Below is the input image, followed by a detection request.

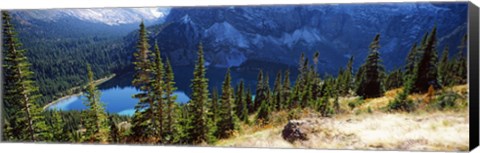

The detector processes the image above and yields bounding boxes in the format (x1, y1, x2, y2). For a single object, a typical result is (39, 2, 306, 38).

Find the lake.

(46, 65, 297, 116)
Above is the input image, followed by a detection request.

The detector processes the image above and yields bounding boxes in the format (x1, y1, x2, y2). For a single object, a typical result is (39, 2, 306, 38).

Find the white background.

(0, 0, 479, 153)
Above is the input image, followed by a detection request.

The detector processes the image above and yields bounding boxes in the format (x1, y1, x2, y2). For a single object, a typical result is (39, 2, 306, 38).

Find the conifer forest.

(0, 3, 471, 151)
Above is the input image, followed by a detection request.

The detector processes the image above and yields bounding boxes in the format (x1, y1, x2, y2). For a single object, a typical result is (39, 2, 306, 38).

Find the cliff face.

(138, 2, 467, 74)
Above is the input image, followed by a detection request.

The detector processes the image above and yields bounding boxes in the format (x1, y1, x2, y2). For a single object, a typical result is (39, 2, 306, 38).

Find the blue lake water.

(46, 65, 296, 116)
(47, 86, 190, 116)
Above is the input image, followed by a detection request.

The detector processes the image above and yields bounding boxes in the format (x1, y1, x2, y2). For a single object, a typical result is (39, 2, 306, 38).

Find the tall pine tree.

(164, 58, 178, 142)
(152, 42, 165, 143)
(438, 45, 450, 86)
(273, 71, 283, 111)
(187, 42, 215, 144)
(130, 21, 155, 142)
(216, 68, 238, 139)
(83, 64, 110, 143)
(356, 34, 385, 98)
(414, 26, 440, 93)
(2, 11, 48, 142)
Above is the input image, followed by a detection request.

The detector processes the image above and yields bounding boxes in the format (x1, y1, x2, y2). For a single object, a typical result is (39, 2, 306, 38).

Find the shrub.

(348, 97, 365, 110)
(287, 108, 302, 120)
(431, 91, 459, 110)
(387, 90, 416, 112)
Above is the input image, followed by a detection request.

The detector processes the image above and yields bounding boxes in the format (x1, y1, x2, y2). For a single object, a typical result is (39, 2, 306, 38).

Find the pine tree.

(298, 52, 306, 73)
(2, 11, 48, 142)
(2, 118, 13, 141)
(254, 70, 265, 111)
(216, 68, 238, 139)
(234, 80, 245, 118)
(438, 45, 450, 86)
(151, 42, 165, 143)
(387, 66, 416, 112)
(273, 71, 283, 111)
(282, 70, 291, 109)
(454, 34, 467, 85)
(255, 99, 271, 126)
(164, 58, 178, 143)
(356, 34, 385, 98)
(83, 64, 110, 143)
(187, 42, 215, 144)
(263, 73, 272, 108)
(313, 51, 320, 72)
(210, 87, 219, 124)
(108, 116, 119, 143)
(240, 95, 250, 123)
(174, 104, 191, 144)
(414, 26, 440, 93)
(48, 110, 65, 142)
(130, 21, 155, 142)
(385, 69, 404, 90)
(341, 56, 354, 96)
(405, 43, 418, 77)
(246, 89, 255, 114)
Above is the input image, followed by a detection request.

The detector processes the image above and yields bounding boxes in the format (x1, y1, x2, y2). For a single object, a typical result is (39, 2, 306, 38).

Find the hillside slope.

(215, 85, 469, 151)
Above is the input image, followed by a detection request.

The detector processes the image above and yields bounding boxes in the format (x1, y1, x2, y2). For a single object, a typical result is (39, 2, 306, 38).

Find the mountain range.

(9, 2, 468, 79)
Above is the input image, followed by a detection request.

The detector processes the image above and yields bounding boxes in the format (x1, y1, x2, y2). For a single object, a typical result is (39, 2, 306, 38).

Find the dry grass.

(215, 85, 469, 151)
(216, 111, 468, 151)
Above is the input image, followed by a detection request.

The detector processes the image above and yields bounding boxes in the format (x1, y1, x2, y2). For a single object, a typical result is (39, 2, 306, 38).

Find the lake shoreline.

(42, 74, 116, 111)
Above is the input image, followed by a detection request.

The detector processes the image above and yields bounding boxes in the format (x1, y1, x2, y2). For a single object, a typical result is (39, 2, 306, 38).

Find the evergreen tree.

(356, 34, 385, 98)
(282, 70, 291, 109)
(164, 58, 178, 142)
(240, 95, 250, 124)
(273, 71, 283, 111)
(387, 67, 417, 112)
(151, 42, 165, 142)
(341, 56, 354, 96)
(255, 99, 271, 126)
(216, 68, 238, 139)
(48, 110, 65, 142)
(313, 51, 320, 72)
(298, 52, 306, 73)
(187, 42, 215, 144)
(108, 116, 119, 143)
(2, 11, 48, 142)
(174, 104, 191, 144)
(454, 34, 467, 85)
(210, 87, 219, 124)
(414, 26, 440, 93)
(83, 64, 109, 143)
(438, 45, 450, 86)
(234, 80, 245, 118)
(130, 21, 155, 142)
(254, 70, 265, 111)
(385, 69, 404, 90)
(263, 73, 272, 108)
(405, 43, 418, 77)
(246, 89, 255, 114)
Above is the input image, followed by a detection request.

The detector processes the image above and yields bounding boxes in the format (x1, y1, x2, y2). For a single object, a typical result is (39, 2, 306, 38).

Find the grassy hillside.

(215, 84, 469, 151)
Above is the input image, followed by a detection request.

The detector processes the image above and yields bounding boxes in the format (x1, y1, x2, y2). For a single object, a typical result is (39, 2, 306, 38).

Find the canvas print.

(1, 2, 470, 151)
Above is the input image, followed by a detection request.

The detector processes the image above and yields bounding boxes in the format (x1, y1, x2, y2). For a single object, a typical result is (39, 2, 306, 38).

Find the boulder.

(282, 120, 312, 142)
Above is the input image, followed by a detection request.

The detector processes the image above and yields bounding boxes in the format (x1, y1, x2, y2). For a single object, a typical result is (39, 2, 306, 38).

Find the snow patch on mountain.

(205, 22, 249, 48)
(181, 14, 192, 23)
(14, 8, 170, 26)
(281, 27, 323, 48)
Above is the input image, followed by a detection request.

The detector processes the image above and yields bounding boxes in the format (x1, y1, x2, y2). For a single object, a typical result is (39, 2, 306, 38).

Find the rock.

(282, 120, 311, 142)
(118, 121, 132, 131)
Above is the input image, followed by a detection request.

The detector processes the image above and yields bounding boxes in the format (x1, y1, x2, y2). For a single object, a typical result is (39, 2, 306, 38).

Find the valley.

(1, 2, 471, 152)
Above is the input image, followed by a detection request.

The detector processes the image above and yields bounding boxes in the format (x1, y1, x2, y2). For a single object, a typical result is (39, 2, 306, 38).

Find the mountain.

(6, 8, 169, 104)
(10, 8, 170, 38)
(130, 2, 467, 74)
(12, 8, 169, 26)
